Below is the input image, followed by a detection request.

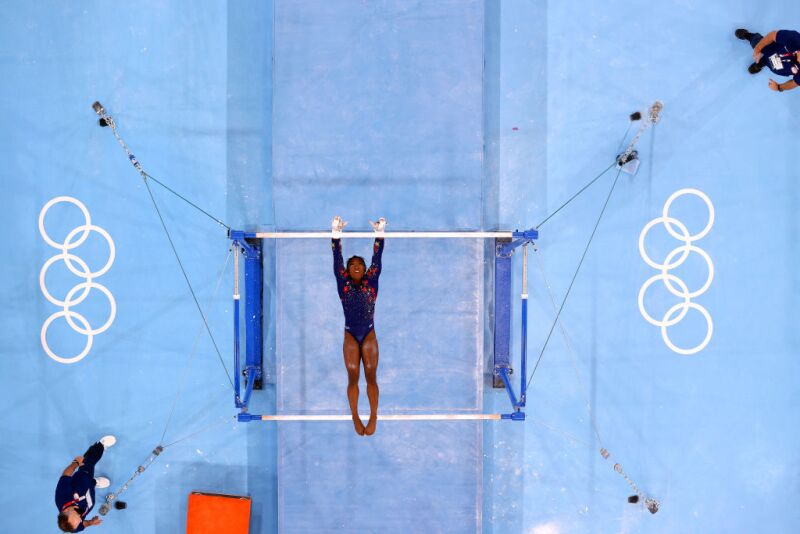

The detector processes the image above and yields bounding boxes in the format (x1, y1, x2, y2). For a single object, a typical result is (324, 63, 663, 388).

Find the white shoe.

(95, 476, 111, 489)
(99, 435, 117, 448)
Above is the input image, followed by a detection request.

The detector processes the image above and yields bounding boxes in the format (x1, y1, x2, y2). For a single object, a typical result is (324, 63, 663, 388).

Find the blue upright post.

(233, 245, 242, 407)
(494, 238, 513, 389)
(519, 243, 528, 407)
(243, 238, 264, 393)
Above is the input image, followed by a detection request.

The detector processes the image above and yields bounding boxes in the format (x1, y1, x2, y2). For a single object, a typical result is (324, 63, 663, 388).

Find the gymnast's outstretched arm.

(368, 217, 386, 279)
(331, 216, 348, 296)
(368, 238, 384, 278)
(331, 238, 346, 296)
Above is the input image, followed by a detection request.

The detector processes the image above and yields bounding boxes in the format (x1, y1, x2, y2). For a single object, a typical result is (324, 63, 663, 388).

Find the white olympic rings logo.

(39, 196, 116, 364)
(638, 188, 714, 355)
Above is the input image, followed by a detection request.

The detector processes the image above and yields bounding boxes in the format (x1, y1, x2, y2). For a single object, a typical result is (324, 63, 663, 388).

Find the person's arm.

(82, 516, 102, 528)
(332, 238, 345, 277)
(331, 216, 348, 296)
(754, 30, 778, 60)
(367, 218, 386, 279)
(332, 239, 347, 298)
(367, 238, 384, 279)
(774, 30, 800, 50)
(769, 79, 799, 92)
(62, 456, 84, 476)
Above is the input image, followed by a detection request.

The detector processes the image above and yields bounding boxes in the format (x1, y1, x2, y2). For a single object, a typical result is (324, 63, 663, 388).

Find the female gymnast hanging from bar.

(331, 215, 386, 436)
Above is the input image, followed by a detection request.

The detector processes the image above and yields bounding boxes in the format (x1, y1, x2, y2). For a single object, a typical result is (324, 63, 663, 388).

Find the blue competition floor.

(1, 1, 799, 533)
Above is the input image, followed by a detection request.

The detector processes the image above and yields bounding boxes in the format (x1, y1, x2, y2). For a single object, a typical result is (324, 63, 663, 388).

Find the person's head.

(57, 506, 81, 532)
(346, 256, 366, 283)
(748, 62, 763, 74)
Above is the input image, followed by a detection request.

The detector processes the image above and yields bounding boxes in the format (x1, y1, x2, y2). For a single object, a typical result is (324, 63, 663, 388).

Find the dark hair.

(748, 62, 762, 74)
(346, 256, 366, 269)
(57, 512, 75, 532)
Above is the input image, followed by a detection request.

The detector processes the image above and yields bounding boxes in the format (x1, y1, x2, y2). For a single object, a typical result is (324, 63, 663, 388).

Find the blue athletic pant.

(79, 442, 104, 479)
(748, 33, 764, 49)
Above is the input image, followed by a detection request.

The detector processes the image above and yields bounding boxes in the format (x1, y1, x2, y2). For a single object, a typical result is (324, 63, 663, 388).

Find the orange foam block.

(186, 491, 251, 534)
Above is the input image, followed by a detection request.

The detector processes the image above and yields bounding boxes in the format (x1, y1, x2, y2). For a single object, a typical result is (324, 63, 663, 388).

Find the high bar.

(249, 231, 524, 239)
(241, 413, 503, 421)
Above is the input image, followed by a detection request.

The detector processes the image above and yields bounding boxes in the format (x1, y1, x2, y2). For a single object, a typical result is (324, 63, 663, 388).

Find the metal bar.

(520, 243, 528, 407)
(497, 367, 519, 408)
(254, 231, 515, 239)
(499, 238, 527, 256)
(233, 244, 240, 298)
(241, 368, 256, 408)
(241, 413, 504, 421)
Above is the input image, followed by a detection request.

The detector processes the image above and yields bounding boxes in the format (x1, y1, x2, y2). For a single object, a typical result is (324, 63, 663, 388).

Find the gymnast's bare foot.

(352, 415, 366, 435)
(364, 414, 377, 435)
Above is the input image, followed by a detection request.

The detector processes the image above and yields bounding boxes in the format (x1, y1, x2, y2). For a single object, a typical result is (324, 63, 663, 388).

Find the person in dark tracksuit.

(736, 28, 800, 92)
(331, 216, 386, 436)
(55, 436, 117, 532)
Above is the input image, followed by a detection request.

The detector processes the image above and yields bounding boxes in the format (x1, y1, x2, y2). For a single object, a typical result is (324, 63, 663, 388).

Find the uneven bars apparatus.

(91, 98, 662, 512)
(228, 228, 538, 422)
(92, 96, 660, 425)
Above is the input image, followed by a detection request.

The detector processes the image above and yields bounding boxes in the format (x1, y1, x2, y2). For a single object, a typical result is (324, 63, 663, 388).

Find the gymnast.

(331, 216, 385, 435)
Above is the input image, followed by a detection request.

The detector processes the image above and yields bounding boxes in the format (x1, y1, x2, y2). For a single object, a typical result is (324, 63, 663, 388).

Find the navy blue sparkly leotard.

(332, 238, 384, 344)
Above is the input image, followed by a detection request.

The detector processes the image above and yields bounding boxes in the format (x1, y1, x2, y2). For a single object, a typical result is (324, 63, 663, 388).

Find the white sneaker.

(99, 435, 117, 448)
(95, 476, 111, 489)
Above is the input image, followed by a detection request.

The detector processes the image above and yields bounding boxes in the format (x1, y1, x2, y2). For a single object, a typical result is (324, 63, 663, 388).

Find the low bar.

(238, 413, 503, 422)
